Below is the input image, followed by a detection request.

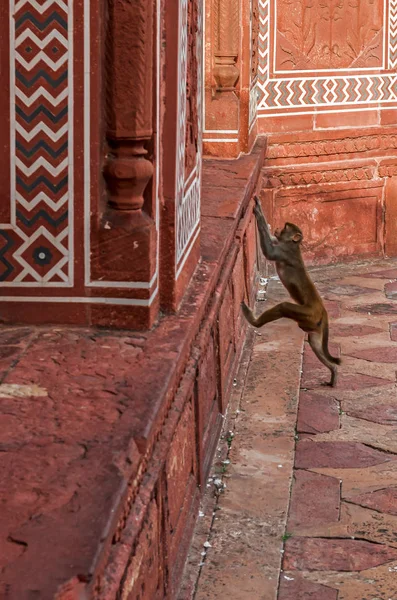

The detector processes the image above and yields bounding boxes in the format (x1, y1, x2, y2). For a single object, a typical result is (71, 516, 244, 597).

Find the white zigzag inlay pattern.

(1, 0, 72, 287)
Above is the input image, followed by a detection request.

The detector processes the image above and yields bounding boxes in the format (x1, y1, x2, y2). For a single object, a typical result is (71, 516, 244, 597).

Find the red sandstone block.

(336, 373, 395, 390)
(381, 109, 397, 126)
(197, 336, 219, 443)
(284, 537, 397, 571)
(218, 283, 236, 411)
(315, 109, 379, 130)
(347, 346, 397, 363)
(279, 574, 338, 599)
(295, 440, 397, 469)
(347, 401, 397, 425)
(391, 323, 397, 341)
(385, 176, 397, 256)
(348, 488, 397, 516)
(360, 268, 397, 279)
(232, 250, 246, 345)
(118, 500, 163, 600)
(332, 323, 383, 337)
(288, 470, 340, 530)
(354, 303, 397, 315)
(166, 401, 197, 532)
(297, 392, 339, 434)
(258, 114, 314, 135)
(385, 281, 397, 299)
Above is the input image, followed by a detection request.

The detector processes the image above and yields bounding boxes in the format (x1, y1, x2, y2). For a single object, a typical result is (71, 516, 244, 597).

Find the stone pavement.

(184, 258, 397, 600)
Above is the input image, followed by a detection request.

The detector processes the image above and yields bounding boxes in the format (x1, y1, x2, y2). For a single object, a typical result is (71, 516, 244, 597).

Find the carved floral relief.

(276, 0, 384, 70)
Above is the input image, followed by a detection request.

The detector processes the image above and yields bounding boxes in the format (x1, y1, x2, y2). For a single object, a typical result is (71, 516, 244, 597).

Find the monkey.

(241, 195, 341, 387)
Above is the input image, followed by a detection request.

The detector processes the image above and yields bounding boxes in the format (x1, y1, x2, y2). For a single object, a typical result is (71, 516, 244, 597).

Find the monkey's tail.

(322, 313, 342, 365)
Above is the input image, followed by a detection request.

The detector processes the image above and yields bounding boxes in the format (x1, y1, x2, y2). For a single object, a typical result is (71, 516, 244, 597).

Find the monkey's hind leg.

(308, 331, 338, 387)
(241, 301, 308, 328)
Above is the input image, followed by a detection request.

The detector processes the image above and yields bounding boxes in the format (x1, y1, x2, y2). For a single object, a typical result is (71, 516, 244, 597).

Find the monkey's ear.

(292, 232, 302, 243)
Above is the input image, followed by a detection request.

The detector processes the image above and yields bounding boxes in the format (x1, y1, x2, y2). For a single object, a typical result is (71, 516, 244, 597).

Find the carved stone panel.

(257, 0, 396, 116)
(276, 0, 383, 71)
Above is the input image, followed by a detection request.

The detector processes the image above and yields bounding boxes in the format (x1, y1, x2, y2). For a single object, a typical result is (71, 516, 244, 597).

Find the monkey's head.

(274, 222, 303, 244)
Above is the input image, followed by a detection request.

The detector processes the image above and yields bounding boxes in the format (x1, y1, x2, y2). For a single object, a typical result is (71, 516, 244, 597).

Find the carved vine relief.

(185, 0, 199, 180)
(276, 0, 384, 70)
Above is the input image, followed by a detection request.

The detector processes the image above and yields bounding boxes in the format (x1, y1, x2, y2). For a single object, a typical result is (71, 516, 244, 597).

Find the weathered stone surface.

(349, 487, 397, 516)
(302, 561, 397, 599)
(297, 392, 339, 434)
(284, 537, 397, 571)
(333, 373, 394, 391)
(295, 441, 397, 469)
(278, 574, 338, 600)
(288, 471, 340, 530)
(360, 268, 397, 279)
(347, 346, 397, 363)
(290, 500, 397, 549)
(332, 323, 384, 337)
(354, 303, 397, 315)
(385, 281, 397, 299)
(346, 402, 397, 425)
(391, 322, 397, 341)
(319, 284, 376, 297)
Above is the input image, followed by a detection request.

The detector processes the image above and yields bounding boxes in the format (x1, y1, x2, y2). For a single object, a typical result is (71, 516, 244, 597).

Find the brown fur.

(241, 196, 341, 387)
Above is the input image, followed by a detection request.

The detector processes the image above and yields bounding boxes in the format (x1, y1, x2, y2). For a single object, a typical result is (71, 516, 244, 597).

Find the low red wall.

(260, 127, 397, 265)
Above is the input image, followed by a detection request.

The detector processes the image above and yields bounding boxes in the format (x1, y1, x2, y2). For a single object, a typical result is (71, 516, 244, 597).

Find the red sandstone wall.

(92, 149, 262, 599)
(256, 0, 397, 263)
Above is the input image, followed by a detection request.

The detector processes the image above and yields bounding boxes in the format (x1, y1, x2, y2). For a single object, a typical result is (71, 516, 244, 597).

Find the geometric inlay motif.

(176, 0, 203, 267)
(1, 0, 71, 285)
(390, 0, 397, 69)
(258, 0, 397, 114)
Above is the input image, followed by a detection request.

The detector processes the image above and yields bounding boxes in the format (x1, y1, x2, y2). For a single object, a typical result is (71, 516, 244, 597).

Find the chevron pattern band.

(258, 0, 396, 114)
(0, 0, 71, 285)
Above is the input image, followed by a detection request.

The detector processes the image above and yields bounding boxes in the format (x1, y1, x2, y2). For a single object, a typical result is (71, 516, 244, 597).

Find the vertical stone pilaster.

(203, 0, 256, 158)
(91, 0, 159, 312)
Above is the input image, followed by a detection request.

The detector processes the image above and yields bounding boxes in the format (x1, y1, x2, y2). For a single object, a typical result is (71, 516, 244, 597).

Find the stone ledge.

(0, 140, 265, 599)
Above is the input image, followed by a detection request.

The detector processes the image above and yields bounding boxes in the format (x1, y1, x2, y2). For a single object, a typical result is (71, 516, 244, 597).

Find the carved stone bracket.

(213, 0, 240, 91)
(103, 0, 154, 212)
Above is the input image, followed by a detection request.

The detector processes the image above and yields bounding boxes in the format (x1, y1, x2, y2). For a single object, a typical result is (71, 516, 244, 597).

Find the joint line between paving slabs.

(276, 342, 305, 599)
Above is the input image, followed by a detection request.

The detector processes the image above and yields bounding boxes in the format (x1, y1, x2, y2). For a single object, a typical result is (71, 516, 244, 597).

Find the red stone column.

(90, 0, 159, 325)
(203, 0, 258, 158)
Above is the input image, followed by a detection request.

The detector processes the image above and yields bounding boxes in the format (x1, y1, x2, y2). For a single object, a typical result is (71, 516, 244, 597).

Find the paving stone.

(288, 471, 340, 530)
(319, 284, 376, 297)
(353, 302, 397, 315)
(385, 281, 397, 299)
(283, 537, 397, 571)
(302, 370, 393, 391)
(301, 561, 397, 599)
(349, 487, 397, 516)
(360, 268, 397, 279)
(312, 414, 397, 454)
(323, 300, 341, 318)
(332, 323, 384, 337)
(347, 346, 397, 363)
(346, 401, 397, 425)
(278, 573, 338, 599)
(291, 500, 397, 549)
(297, 392, 339, 434)
(333, 373, 394, 391)
(295, 440, 397, 469)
